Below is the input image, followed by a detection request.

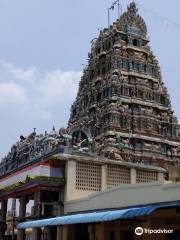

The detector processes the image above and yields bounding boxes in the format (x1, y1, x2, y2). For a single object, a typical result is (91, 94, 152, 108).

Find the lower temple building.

(0, 2, 180, 240)
(18, 182, 180, 240)
(0, 145, 166, 240)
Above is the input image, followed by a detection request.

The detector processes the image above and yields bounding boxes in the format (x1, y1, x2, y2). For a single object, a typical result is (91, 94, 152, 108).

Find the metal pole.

(117, 0, 120, 18)
(108, 8, 110, 27)
(108, 0, 122, 27)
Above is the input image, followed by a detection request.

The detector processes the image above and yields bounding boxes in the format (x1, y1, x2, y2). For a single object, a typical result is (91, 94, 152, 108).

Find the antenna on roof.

(108, 0, 122, 27)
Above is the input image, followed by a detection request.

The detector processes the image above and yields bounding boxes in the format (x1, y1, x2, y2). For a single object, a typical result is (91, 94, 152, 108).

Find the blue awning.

(18, 201, 180, 229)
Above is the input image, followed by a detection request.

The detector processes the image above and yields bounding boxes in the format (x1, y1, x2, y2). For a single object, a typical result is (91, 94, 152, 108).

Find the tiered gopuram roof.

(68, 2, 180, 169)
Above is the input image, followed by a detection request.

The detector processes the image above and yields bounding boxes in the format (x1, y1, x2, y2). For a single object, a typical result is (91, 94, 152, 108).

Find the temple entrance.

(74, 224, 89, 240)
(4, 237, 14, 240)
(120, 230, 134, 240)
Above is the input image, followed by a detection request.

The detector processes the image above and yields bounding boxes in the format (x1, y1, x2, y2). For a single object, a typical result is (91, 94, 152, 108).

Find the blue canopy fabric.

(18, 201, 180, 229)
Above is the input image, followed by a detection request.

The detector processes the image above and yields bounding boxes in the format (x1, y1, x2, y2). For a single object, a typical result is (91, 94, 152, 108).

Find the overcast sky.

(0, 0, 180, 158)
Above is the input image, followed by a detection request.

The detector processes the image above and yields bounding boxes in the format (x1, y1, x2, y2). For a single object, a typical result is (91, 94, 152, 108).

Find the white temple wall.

(0, 163, 63, 189)
(64, 159, 165, 202)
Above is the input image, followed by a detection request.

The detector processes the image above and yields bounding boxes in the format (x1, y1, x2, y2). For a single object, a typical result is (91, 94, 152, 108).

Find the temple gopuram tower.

(68, 2, 180, 169)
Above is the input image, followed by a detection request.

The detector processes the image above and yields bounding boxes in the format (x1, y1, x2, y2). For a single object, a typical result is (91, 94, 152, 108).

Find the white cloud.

(0, 59, 81, 109)
(39, 70, 80, 105)
(0, 59, 81, 157)
(0, 60, 38, 82)
(0, 82, 28, 104)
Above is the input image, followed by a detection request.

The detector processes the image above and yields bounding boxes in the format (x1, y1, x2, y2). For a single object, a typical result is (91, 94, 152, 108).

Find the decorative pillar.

(88, 224, 95, 240)
(95, 223, 104, 240)
(0, 200, 8, 240)
(65, 161, 76, 201)
(158, 172, 164, 183)
(32, 191, 41, 240)
(130, 168, 136, 184)
(34, 190, 41, 219)
(58, 191, 64, 216)
(62, 226, 68, 240)
(32, 228, 42, 240)
(57, 226, 63, 240)
(17, 196, 27, 240)
(44, 227, 51, 240)
(11, 198, 16, 240)
(101, 165, 107, 191)
(43, 226, 57, 240)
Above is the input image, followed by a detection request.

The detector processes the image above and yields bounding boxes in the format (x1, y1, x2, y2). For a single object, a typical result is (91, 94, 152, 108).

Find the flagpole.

(108, 0, 122, 27)
(117, 0, 120, 18)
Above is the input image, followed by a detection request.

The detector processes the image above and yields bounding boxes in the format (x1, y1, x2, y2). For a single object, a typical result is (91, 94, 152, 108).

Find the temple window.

(135, 62, 140, 72)
(103, 88, 107, 98)
(102, 44, 105, 50)
(79, 103, 83, 111)
(107, 62, 111, 71)
(120, 86, 123, 95)
(107, 41, 111, 50)
(72, 108, 76, 118)
(132, 61, 135, 70)
(120, 59, 129, 70)
(144, 64, 147, 73)
(135, 140, 144, 150)
(176, 126, 180, 137)
(108, 87, 112, 97)
(154, 94, 160, 102)
(137, 118, 142, 130)
(97, 92, 101, 102)
(101, 67, 106, 75)
(133, 39, 140, 47)
(84, 95, 89, 107)
(148, 66, 157, 77)
(128, 104, 133, 112)
(121, 35, 127, 42)
(165, 97, 170, 106)
(90, 71, 94, 80)
(124, 87, 129, 96)
(137, 63, 141, 71)
(137, 90, 143, 99)
(160, 95, 165, 104)
(119, 60, 123, 68)
(146, 92, 151, 100)
(141, 63, 147, 73)
(154, 68, 158, 77)
(129, 88, 135, 97)
(140, 63, 143, 71)
(151, 67, 155, 76)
